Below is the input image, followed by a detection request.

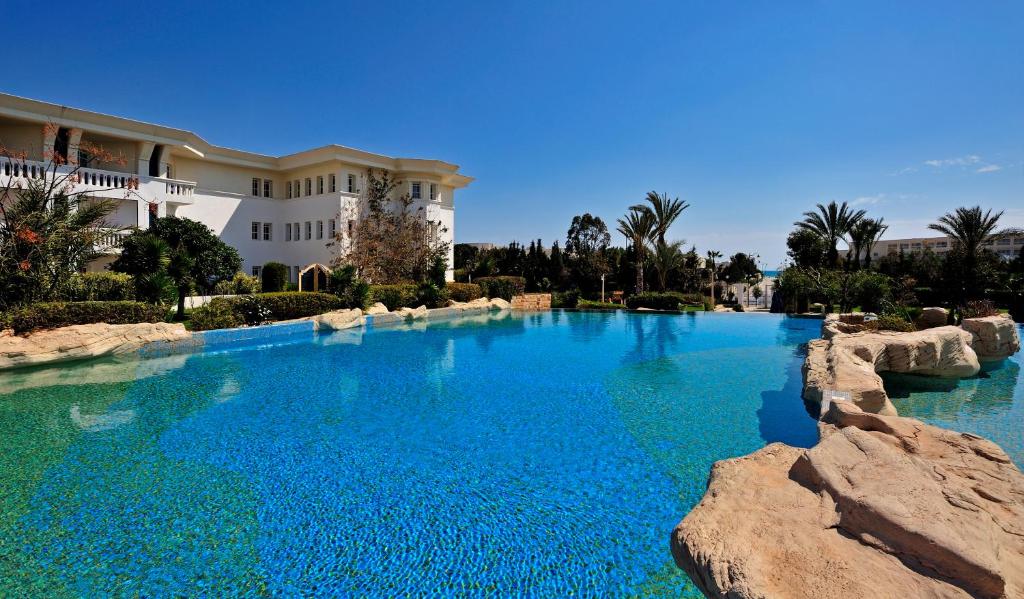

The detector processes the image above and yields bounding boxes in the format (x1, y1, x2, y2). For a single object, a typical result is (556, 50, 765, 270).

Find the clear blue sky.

(6, 1, 1022, 267)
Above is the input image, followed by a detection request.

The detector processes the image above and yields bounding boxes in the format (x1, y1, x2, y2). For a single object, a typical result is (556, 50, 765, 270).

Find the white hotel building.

(0, 93, 472, 282)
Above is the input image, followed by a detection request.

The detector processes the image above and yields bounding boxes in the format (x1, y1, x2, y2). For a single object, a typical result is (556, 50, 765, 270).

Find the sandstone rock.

(961, 314, 1021, 360)
(313, 308, 363, 331)
(366, 302, 389, 315)
(395, 305, 428, 320)
(0, 322, 190, 371)
(803, 326, 980, 415)
(671, 401, 1024, 599)
(916, 306, 949, 329)
(488, 298, 511, 310)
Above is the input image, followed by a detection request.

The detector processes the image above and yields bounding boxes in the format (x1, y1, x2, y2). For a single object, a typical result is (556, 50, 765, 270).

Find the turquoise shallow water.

(0, 312, 1017, 596)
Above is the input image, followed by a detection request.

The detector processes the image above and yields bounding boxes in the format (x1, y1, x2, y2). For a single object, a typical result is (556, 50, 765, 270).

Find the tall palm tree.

(706, 250, 722, 306)
(617, 207, 656, 294)
(847, 217, 888, 270)
(929, 206, 1020, 303)
(651, 240, 684, 291)
(794, 201, 866, 266)
(634, 191, 690, 245)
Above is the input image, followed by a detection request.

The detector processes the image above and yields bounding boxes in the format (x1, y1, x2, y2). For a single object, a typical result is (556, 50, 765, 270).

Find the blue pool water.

(0, 313, 1016, 596)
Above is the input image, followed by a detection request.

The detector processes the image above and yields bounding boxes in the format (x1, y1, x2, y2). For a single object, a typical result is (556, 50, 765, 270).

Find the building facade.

(866, 235, 1024, 261)
(0, 93, 472, 282)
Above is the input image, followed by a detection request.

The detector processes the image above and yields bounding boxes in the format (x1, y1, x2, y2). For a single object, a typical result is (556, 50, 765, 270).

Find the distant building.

(462, 242, 497, 251)
(865, 235, 1024, 260)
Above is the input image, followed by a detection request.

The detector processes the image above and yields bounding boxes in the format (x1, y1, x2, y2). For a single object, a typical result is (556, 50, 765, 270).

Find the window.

(293, 222, 299, 241)
(305, 221, 312, 240)
(166, 165, 174, 179)
(329, 218, 336, 238)
(294, 266, 301, 283)
(429, 183, 437, 201)
(329, 174, 336, 193)
(428, 222, 439, 244)
(263, 222, 272, 241)
(252, 265, 262, 278)
(294, 180, 301, 196)
(317, 220, 324, 240)
(251, 221, 259, 240)
(348, 219, 356, 237)
(286, 223, 292, 241)
(305, 178, 312, 196)
(252, 178, 260, 196)
(411, 181, 422, 199)
(263, 179, 273, 198)
(286, 181, 293, 199)
(317, 176, 324, 195)
(347, 174, 356, 193)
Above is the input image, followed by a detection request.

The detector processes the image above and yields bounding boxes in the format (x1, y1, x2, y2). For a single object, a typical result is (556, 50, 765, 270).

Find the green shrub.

(678, 293, 706, 306)
(234, 295, 273, 326)
(448, 282, 483, 303)
(369, 284, 419, 311)
(328, 265, 370, 309)
(870, 315, 916, 332)
(475, 276, 526, 301)
(261, 262, 289, 293)
(247, 292, 342, 320)
(577, 299, 621, 310)
(626, 292, 688, 311)
(416, 282, 450, 309)
(10, 301, 166, 334)
(214, 272, 261, 295)
(189, 299, 242, 331)
(68, 272, 136, 301)
(551, 290, 580, 309)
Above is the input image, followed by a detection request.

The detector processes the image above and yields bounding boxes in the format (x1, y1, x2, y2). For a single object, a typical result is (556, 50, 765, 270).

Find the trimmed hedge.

(369, 284, 419, 311)
(577, 299, 621, 310)
(68, 272, 136, 301)
(625, 292, 688, 311)
(678, 293, 707, 306)
(475, 276, 526, 301)
(10, 301, 166, 334)
(237, 292, 342, 320)
(261, 262, 289, 293)
(551, 290, 580, 309)
(448, 282, 483, 303)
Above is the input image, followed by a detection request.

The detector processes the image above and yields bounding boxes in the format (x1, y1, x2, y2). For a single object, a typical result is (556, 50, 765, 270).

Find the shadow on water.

(756, 343, 820, 448)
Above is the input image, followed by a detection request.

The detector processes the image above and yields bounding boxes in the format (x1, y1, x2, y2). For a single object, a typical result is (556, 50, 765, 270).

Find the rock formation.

(312, 308, 363, 331)
(365, 302, 389, 315)
(804, 325, 980, 415)
(395, 305, 428, 320)
(0, 322, 190, 370)
(916, 306, 949, 329)
(672, 401, 1024, 599)
(962, 314, 1022, 360)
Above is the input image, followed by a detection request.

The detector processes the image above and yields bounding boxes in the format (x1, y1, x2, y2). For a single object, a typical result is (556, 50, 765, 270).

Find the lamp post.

(601, 274, 606, 303)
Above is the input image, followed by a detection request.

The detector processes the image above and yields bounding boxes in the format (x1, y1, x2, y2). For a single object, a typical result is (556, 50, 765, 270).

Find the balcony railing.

(94, 228, 132, 254)
(0, 158, 195, 204)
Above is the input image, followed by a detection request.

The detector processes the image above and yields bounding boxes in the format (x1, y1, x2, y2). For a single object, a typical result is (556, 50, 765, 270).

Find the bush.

(261, 262, 289, 293)
(416, 282, 450, 309)
(68, 272, 136, 301)
(448, 282, 483, 303)
(961, 300, 998, 319)
(214, 272, 261, 296)
(10, 301, 166, 334)
(551, 290, 580, 309)
(868, 315, 916, 332)
(328, 265, 370, 309)
(475, 276, 526, 301)
(577, 299, 621, 310)
(234, 295, 273, 326)
(678, 293, 706, 306)
(369, 284, 419, 311)
(626, 291, 688, 311)
(189, 299, 242, 331)
(249, 292, 342, 320)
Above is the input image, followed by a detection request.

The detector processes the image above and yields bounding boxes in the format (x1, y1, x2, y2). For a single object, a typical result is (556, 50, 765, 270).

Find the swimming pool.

(0, 313, 1015, 596)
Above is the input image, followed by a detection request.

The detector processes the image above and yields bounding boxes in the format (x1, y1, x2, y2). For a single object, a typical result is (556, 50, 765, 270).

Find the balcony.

(1, 158, 195, 206)
(94, 228, 132, 255)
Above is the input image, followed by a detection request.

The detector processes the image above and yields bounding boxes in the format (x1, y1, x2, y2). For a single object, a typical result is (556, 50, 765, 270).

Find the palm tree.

(617, 207, 656, 294)
(928, 206, 1021, 303)
(651, 240, 684, 291)
(635, 191, 689, 245)
(847, 217, 888, 270)
(794, 201, 866, 267)
(706, 250, 722, 306)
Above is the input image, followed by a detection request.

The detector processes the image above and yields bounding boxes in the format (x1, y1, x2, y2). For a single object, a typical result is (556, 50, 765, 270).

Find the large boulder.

(803, 326, 980, 415)
(365, 302, 389, 315)
(0, 322, 190, 370)
(961, 315, 1021, 360)
(395, 305, 428, 320)
(671, 401, 1024, 599)
(313, 308, 363, 331)
(916, 306, 949, 329)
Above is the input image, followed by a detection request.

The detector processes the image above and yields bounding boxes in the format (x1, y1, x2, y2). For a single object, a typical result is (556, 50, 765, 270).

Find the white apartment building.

(865, 235, 1024, 261)
(0, 93, 472, 283)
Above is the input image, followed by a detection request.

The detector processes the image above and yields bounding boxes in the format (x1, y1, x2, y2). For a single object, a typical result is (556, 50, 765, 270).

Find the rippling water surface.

(0, 312, 920, 596)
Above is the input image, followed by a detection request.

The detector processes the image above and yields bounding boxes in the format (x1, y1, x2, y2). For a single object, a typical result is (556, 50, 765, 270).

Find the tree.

(786, 229, 828, 268)
(114, 216, 240, 319)
(565, 213, 611, 292)
(635, 191, 689, 245)
(548, 240, 567, 289)
(928, 206, 1021, 303)
(847, 217, 888, 269)
(616, 207, 656, 293)
(650, 240, 684, 292)
(336, 169, 450, 285)
(794, 201, 866, 267)
(0, 129, 134, 309)
(706, 250, 722, 305)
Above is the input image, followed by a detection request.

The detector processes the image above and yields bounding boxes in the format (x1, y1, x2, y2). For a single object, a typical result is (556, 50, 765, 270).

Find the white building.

(866, 235, 1024, 261)
(0, 93, 472, 283)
